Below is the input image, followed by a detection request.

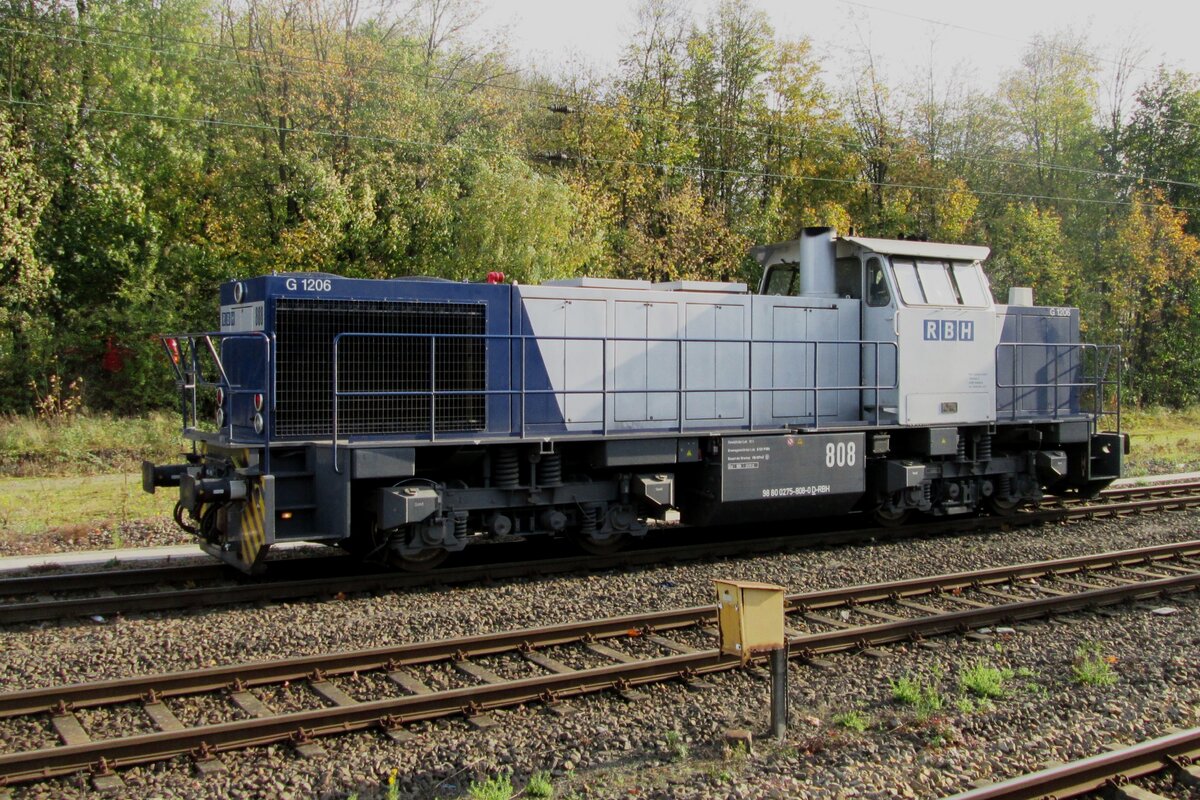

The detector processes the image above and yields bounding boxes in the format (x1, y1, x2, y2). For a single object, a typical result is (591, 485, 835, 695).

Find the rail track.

(945, 726, 1200, 799)
(0, 539, 1198, 789)
(2, 479, 1198, 626)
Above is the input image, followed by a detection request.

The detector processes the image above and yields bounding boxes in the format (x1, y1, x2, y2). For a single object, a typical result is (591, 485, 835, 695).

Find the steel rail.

(2, 538, 1198, 718)
(3, 482, 1199, 626)
(0, 574, 1196, 783)
(943, 726, 1200, 799)
(0, 651, 740, 784)
(0, 543, 1197, 784)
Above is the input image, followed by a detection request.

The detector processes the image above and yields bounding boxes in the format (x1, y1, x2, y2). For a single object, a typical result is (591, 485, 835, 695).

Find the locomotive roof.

(844, 236, 990, 262)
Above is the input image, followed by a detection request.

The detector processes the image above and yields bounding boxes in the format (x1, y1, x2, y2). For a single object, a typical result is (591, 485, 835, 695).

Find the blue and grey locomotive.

(143, 227, 1126, 572)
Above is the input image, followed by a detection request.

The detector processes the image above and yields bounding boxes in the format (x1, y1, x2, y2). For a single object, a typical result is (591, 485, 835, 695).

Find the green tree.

(986, 203, 1072, 306)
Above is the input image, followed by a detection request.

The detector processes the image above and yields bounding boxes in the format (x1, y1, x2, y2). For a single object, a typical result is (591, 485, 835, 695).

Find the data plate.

(721, 433, 865, 502)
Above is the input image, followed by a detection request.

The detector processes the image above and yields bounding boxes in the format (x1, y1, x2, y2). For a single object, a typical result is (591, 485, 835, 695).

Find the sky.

(471, 0, 1200, 99)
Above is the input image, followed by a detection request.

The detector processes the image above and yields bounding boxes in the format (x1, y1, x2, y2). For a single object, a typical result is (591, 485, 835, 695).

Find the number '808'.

(825, 441, 856, 468)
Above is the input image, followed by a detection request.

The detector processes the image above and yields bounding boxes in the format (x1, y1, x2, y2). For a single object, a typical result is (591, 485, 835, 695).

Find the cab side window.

(866, 257, 891, 307)
(835, 257, 862, 299)
(762, 265, 798, 296)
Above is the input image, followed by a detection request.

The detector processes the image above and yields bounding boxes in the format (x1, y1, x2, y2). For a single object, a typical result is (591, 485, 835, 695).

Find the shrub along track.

(0, 539, 1198, 791)
(1, 480, 1198, 625)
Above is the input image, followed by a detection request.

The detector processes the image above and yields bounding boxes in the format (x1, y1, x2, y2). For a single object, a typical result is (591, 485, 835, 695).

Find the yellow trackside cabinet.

(713, 580, 786, 663)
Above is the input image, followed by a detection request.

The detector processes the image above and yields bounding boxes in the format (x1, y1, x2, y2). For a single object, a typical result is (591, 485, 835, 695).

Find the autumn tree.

(1100, 190, 1200, 405)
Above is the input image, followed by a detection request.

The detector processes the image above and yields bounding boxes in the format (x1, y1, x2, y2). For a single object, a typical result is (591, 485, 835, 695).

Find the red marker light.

(486, 271, 506, 285)
(165, 337, 180, 364)
(253, 393, 264, 411)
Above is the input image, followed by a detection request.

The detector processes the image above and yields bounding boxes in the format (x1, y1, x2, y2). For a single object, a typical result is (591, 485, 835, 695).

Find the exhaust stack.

(797, 226, 837, 298)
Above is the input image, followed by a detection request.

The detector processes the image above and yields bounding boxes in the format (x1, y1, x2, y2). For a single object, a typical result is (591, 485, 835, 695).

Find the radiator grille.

(274, 298, 487, 437)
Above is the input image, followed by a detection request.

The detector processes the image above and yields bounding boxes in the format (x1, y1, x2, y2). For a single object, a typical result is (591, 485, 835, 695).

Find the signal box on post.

(713, 580, 786, 663)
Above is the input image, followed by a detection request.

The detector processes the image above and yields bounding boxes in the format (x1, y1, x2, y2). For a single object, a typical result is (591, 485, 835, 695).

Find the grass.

(890, 673, 945, 719)
(525, 771, 554, 799)
(1122, 405, 1200, 476)
(1071, 643, 1119, 687)
(0, 471, 177, 537)
(665, 730, 689, 761)
(0, 412, 182, 478)
(0, 412, 183, 540)
(957, 660, 1012, 699)
(832, 709, 871, 732)
(467, 774, 514, 800)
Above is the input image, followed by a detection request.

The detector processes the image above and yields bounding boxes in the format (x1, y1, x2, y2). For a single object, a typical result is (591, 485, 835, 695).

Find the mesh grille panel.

(274, 298, 486, 437)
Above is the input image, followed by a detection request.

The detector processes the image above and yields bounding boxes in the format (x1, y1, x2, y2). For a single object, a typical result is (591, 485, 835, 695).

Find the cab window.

(951, 263, 992, 306)
(866, 257, 891, 307)
(835, 257, 862, 299)
(892, 259, 926, 304)
(891, 258, 991, 307)
(762, 264, 798, 296)
(916, 260, 958, 305)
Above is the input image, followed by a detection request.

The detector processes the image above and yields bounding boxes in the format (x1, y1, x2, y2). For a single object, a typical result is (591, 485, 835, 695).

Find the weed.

(525, 770, 554, 799)
(955, 697, 975, 714)
(1072, 644, 1118, 687)
(1023, 681, 1049, 698)
(832, 709, 870, 732)
(665, 730, 689, 761)
(386, 768, 400, 800)
(1015, 667, 1036, 679)
(109, 527, 124, 549)
(467, 774, 514, 800)
(705, 764, 734, 783)
(891, 673, 944, 719)
(891, 675, 922, 705)
(724, 740, 749, 765)
(957, 660, 1011, 699)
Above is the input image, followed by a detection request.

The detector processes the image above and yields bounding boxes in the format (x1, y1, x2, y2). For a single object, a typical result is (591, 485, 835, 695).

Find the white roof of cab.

(844, 236, 990, 262)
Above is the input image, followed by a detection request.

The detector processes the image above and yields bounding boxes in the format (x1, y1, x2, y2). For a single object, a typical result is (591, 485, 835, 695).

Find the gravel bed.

(0, 516, 190, 558)
(0, 509, 1198, 798)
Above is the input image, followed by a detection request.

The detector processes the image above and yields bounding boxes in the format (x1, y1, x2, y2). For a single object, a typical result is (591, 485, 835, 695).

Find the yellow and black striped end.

(239, 481, 267, 567)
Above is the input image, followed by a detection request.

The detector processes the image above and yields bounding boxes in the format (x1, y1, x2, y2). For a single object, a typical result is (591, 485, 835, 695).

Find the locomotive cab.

(755, 228, 1124, 523)
(757, 230, 998, 428)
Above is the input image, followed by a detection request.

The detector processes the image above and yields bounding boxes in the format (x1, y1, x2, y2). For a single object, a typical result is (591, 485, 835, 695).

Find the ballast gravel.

(0, 516, 190, 558)
(1, 509, 1198, 799)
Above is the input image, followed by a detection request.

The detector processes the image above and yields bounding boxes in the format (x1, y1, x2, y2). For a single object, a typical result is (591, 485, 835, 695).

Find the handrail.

(159, 331, 273, 473)
(329, 332, 900, 471)
(995, 342, 1121, 432)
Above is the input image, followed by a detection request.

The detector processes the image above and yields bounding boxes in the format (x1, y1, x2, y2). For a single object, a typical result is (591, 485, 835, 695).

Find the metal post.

(769, 646, 788, 741)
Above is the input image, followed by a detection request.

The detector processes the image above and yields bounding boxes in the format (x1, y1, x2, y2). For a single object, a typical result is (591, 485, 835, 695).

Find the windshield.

(890, 258, 992, 308)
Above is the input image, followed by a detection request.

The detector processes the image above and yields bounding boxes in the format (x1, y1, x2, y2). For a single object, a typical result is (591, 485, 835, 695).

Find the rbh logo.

(924, 319, 975, 341)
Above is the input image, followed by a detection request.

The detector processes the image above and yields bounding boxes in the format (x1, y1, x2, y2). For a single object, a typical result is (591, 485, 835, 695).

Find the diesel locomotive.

(143, 227, 1126, 572)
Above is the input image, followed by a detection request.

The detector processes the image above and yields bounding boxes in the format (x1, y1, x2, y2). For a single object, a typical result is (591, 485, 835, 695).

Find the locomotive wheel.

(986, 495, 1022, 517)
(872, 506, 911, 528)
(572, 531, 628, 556)
(389, 548, 450, 571)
